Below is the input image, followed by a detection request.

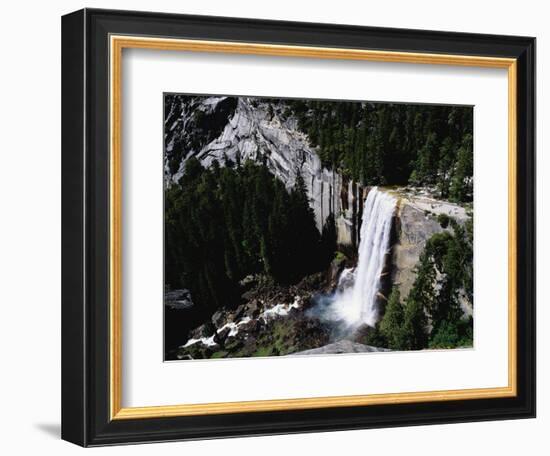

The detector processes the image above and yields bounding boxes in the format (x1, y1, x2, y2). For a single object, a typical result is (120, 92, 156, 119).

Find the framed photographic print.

(61, 8, 536, 447)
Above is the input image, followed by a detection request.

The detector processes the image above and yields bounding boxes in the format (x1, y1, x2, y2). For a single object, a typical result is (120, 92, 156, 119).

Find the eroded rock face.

(390, 189, 471, 301)
(336, 180, 366, 247)
(164, 95, 363, 238)
(391, 203, 444, 299)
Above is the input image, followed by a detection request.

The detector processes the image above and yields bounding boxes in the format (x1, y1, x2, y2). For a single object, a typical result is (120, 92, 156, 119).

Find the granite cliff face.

(165, 96, 474, 357)
(164, 95, 469, 302)
(164, 95, 363, 240)
(389, 188, 471, 313)
(164, 96, 472, 308)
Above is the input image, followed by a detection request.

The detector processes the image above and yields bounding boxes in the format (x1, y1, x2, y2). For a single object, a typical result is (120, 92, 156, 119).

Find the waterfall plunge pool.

(308, 187, 398, 336)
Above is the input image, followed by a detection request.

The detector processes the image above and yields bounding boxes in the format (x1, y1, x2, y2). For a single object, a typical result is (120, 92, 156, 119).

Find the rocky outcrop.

(164, 289, 193, 310)
(293, 340, 391, 355)
(389, 188, 471, 300)
(171, 273, 335, 360)
(336, 180, 366, 247)
(164, 95, 363, 239)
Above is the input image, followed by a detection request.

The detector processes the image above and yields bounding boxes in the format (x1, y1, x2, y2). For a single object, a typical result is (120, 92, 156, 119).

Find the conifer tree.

(379, 288, 406, 349)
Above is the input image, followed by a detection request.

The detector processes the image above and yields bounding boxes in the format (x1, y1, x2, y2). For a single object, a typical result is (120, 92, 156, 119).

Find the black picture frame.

(62, 8, 536, 447)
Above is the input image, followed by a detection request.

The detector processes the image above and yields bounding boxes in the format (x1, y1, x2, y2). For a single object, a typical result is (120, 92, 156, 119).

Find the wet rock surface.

(293, 340, 391, 355)
(164, 181, 473, 360)
(170, 273, 335, 360)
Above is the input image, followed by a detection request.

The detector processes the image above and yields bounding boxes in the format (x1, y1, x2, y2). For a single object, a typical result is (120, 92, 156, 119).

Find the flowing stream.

(182, 187, 397, 350)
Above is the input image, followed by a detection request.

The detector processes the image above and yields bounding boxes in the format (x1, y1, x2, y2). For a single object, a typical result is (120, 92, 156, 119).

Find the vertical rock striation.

(164, 95, 364, 239)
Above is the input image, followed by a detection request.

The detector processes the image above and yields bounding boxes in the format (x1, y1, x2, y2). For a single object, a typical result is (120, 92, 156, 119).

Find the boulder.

(216, 326, 232, 344)
(327, 257, 346, 290)
(211, 310, 226, 328)
(176, 353, 194, 361)
(233, 304, 247, 320)
(293, 340, 391, 355)
(164, 289, 193, 310)
(189, 322, 215, 339)
(239, 318, 261, 334)
(245, 300, 261, 318)
(240, 289, 256, 301)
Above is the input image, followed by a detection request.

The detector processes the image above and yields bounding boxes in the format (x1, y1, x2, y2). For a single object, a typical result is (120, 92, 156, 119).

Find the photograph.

(56, 5, 536, 448)
(164, 94, 474, 361)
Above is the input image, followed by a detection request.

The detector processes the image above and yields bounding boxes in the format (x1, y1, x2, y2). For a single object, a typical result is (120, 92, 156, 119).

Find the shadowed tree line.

(280, 99, 473, 202)
(164, 96, 474, 353)
(165, 158, 337, 320)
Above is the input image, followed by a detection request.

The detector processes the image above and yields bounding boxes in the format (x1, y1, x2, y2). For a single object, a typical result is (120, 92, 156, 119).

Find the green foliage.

(412, 132, 439, 185)
(429, 317, 473, 349)
(379, 288, 405, 349)
(371, 219, 474, 352)
(165, 95, 475, 353)
(401, 296, 429, 350)
(166, 95, 473, 202)
(449, 134, 474, 202)
(165, 159, 336, 320)
(333, 251, 348, 264)
(388, 219, 474, 350)
(210, 350, 229, 359)
(437, 213, 450, 229)
(376, 286, 430, 351)
(362, 324, 387, 348)
(282, 99, 473, 202)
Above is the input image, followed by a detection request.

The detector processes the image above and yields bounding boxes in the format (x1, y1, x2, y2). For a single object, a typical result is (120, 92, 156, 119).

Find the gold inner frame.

(109, 35, 518, 420)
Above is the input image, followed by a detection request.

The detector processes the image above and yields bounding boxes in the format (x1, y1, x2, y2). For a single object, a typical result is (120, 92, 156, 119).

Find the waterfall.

(332, 187, 397, 327)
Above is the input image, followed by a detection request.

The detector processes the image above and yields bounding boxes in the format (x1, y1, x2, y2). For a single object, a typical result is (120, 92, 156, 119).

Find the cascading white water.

(332, 187, 397, 327)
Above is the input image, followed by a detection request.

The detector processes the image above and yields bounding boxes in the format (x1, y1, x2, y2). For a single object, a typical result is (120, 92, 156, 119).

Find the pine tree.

(379, 288, 406, 349)
(449, 133, 473, 202)
(288, 171, 320, 281)
(401, 296, 429, 350)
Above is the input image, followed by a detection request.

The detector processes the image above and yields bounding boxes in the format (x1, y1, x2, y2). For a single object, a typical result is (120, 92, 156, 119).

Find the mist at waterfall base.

(307, 187, 398, 338)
